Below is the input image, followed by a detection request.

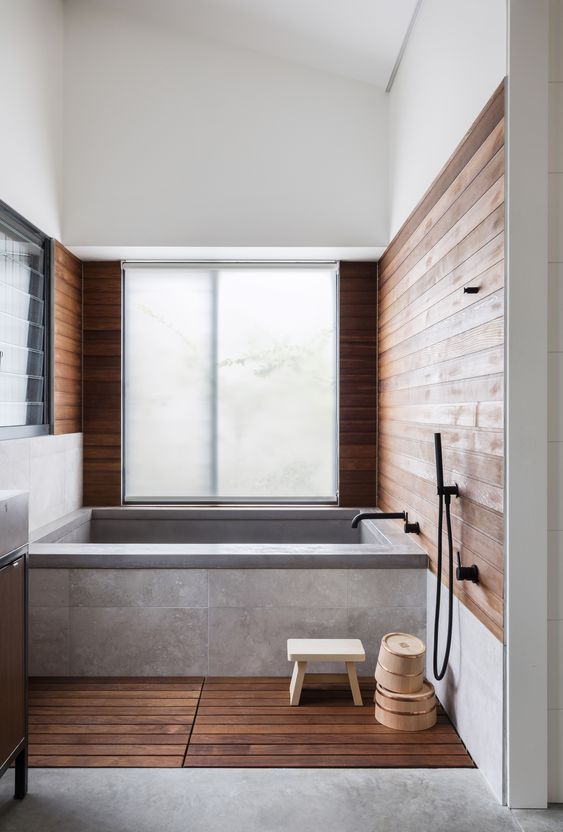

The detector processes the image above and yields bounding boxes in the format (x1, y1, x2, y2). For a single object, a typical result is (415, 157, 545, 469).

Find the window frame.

(0, 199, 52, 441)
(121, 261, 340, 505)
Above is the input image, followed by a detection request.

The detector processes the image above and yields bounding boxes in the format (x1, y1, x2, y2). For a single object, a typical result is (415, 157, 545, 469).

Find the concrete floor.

(512, 805, 563, 832)
(0, 767, 548, 832)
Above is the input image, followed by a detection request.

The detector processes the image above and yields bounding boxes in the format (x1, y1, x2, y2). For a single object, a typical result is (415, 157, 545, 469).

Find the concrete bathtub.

(28, 507, 427, 676)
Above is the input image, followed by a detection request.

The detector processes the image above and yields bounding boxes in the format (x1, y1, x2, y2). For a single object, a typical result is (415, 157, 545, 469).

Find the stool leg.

(346, 662, 363, 706)
(289, 661, 307, 706)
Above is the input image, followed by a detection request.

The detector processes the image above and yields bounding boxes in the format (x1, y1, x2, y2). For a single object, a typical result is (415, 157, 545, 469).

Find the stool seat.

(287, 638, 366, 662)
(287, 638, 366, 707)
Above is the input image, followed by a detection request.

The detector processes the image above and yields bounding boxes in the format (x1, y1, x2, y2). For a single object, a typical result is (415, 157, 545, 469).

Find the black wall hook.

(463, 286, 480, 294)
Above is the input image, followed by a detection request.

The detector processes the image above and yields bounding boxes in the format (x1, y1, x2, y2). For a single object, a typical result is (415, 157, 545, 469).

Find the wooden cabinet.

(0, 552, 27, 798)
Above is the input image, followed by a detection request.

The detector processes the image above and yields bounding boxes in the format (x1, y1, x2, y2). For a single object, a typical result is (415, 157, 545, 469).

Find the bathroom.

(0, 0, 558, 829)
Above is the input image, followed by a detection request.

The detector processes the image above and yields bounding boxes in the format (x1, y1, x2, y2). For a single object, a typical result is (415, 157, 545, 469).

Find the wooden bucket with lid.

(374, 632, 425, 693)
(378, 632, 425, 675)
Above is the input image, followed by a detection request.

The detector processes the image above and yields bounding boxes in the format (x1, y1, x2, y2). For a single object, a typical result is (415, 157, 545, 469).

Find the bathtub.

(28, 507, 428, 676)
(30, 507, 427, 568)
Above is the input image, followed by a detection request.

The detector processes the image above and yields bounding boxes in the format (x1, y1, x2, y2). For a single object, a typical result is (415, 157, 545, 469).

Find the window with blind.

(123, 263, 338, 503)
(0, 202, 51, 439)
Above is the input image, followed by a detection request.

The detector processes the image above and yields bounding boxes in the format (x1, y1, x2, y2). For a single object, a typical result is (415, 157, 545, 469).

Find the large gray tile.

(29, 569, 70, 608)
(209, 607, 349, 675)
(551, 0, 563, 83)
(550, 173, 563, 264)
(347, 606, 426, 675)
(548, 621, 563, 708)
(29, 607, 69, 675)
(549, 531, 563, 620)
(347, 568, 426, 608)
(69, 569, 208, 607)
(549, 353, 563, 442)
(548, 442, 563, 531)
(0, 769, 519, 832)
(549, 710, 563, 802)
(550, 82, 563, 174)
(69, 607, 208, 675)
(209, 569, 347, 608)
(548, 264, 563, 352)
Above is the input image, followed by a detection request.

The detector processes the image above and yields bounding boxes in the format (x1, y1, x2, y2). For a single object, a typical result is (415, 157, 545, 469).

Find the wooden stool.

(287, 638, 366, 706)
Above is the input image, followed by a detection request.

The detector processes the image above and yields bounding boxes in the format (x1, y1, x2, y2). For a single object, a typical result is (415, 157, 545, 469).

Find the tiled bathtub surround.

(426, 571, 503, 802)
(28, 568, 426, 677)
(0, 434, 82, 533)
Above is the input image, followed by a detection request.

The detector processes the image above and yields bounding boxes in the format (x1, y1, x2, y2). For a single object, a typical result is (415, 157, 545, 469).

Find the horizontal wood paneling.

(53, 243, 82, 434)
(83, 262, 122, 506)
(339, 261, 378, 506)
(377, 81, 505, 640)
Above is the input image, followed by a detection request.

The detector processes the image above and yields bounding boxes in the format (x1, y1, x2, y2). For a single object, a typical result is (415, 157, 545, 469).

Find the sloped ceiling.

(76, 0, 419, 88)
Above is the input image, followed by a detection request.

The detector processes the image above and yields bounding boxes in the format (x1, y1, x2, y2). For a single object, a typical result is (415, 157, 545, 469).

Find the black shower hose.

(433, 491, 454, 681)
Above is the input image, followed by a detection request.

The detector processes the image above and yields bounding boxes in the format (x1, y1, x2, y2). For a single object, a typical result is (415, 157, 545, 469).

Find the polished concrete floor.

(513, 805, 563, 832)
(0, 767, 555, 832)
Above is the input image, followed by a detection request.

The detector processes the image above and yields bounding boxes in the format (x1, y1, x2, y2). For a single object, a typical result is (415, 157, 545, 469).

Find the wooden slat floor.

(29, 677, 203, 768)
(29, 677, 474, 769)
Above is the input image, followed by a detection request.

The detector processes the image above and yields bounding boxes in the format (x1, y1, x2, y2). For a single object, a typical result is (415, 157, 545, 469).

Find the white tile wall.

(0, 434, 82, 535)
(426, 572, 504, 802)
(548, 0, 563, 801)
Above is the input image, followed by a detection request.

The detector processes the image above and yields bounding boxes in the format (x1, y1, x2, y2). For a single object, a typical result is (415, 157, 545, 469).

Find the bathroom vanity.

(0, 492, 29, 799)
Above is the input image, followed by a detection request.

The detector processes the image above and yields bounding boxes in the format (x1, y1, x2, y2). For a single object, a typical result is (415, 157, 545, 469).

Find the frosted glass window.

(123, 264, 338, 502)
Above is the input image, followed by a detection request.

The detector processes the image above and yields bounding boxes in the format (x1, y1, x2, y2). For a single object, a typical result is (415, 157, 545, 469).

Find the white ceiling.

(69, 246, 387, 262)
(79, 0, 419, 88)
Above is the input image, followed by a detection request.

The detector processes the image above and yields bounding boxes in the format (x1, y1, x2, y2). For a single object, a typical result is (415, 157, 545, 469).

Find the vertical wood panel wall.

(82, 261, 122, 506)
(53, 242, 82, 434)
(339, 261, 378, 506)
(377, 81, 505, 640)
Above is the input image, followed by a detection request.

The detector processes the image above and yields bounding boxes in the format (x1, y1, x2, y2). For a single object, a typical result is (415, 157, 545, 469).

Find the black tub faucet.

(351, 511, 420, 534)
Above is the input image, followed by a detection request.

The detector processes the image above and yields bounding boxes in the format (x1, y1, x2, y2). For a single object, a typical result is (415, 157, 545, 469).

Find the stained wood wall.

(53, 242, 82, 435)
(82, 261, 122, 506)
(339, 261, 378, 507)
(377, 81, 505, 640)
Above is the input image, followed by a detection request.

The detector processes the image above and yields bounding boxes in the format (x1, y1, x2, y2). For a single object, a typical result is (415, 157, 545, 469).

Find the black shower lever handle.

(456, 550, 479, 584)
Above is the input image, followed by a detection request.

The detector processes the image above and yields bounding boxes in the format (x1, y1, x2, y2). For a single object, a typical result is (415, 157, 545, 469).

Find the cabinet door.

(0, 557, 25, 767)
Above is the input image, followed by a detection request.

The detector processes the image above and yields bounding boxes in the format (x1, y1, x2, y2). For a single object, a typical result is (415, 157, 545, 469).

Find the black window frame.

(0, 199, 52, 440)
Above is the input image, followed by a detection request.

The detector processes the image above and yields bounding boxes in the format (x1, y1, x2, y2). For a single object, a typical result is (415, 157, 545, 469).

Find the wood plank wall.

(82, 261, 122, 506)
(53, 242, 82, 434)
(377, 81, 505, 640)
(339, 261, 378, 507)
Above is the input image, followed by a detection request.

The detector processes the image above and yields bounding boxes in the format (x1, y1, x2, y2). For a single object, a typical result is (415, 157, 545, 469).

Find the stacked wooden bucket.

(374, 633, 437, 731)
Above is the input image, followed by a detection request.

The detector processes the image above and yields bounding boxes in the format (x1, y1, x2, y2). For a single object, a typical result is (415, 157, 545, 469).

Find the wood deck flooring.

(29, 677, 474, 769)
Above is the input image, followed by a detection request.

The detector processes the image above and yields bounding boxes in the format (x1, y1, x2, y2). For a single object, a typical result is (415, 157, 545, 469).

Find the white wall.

(548, 0, 563, 802)
(0, 434, 82, 535)
(388, 0, 506, 237)
(427, 573, 503, 801)
(62, 0, 388, 248)
(0, 2, 82, 534)
(0, 0, 64, 238)
(505, 0, 549, 808)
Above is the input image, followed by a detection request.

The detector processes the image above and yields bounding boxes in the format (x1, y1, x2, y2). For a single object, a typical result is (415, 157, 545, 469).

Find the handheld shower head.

(434, 432, 459, 498)
(434, 433, 444, 495)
